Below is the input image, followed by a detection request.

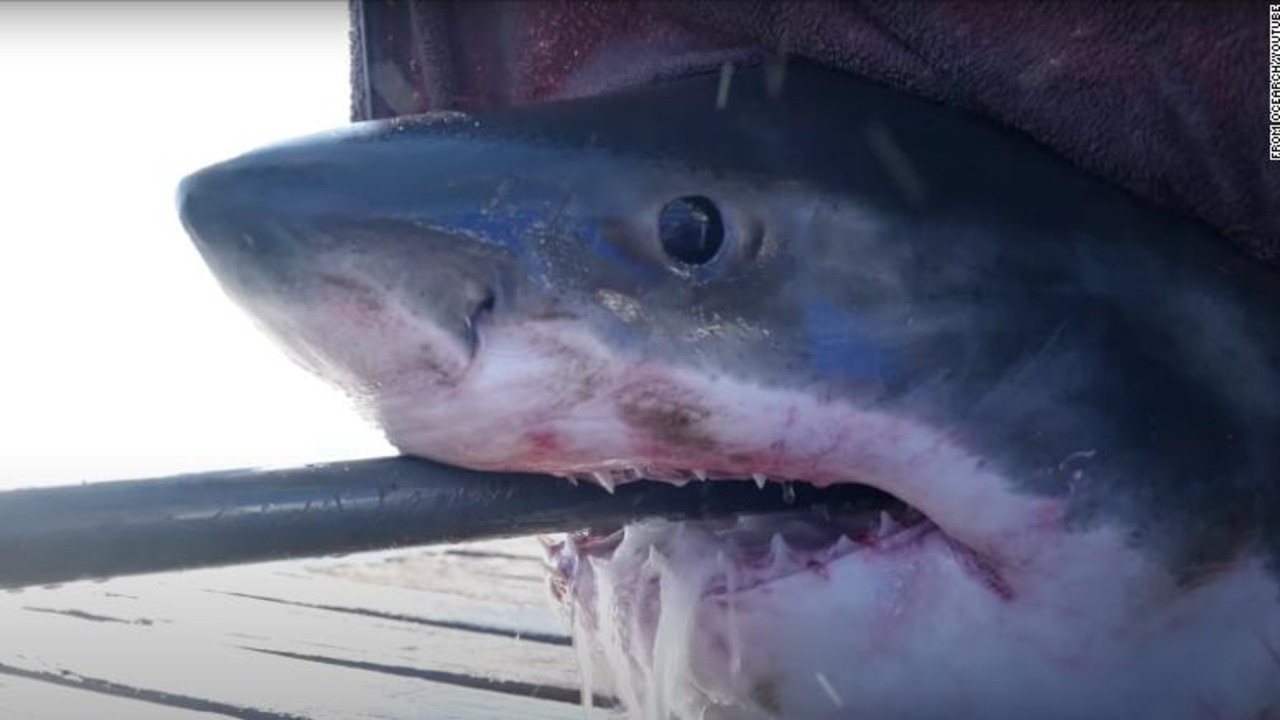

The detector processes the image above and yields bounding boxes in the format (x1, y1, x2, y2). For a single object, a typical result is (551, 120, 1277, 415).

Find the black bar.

(0, 456, 874, 589)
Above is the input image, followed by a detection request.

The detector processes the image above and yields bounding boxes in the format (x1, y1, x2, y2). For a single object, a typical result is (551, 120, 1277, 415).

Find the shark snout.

(176, 152, 324, 283)
(176, 127, 535, 388)
(177, 125, 538, 278)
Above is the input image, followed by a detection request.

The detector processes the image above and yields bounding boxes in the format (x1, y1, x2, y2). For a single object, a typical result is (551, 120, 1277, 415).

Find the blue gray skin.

(179, 61, 1280, 719)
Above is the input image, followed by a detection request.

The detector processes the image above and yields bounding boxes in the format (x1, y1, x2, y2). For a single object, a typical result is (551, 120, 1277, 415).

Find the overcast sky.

(0, 1, 394, 488)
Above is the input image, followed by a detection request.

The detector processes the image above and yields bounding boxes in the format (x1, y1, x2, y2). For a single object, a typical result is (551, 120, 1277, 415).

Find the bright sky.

(0, 1, 394, 489)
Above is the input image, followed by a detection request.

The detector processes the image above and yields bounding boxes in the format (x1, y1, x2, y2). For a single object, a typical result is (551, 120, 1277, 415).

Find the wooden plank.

(2, 579, 582, 691)
(0, 671, 224, 720)
(182, 549, 567, 643)
(6, 544, 570, 650)
(296, 541, 553, 608)
(0, 588, 605, 719)
(0, 539, 615, 719)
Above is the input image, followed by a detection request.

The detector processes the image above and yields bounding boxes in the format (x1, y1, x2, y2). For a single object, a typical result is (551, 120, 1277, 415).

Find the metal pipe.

(0, 456, 878, 589)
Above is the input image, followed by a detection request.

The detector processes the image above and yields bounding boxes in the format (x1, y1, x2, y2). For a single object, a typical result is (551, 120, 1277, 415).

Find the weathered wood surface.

(0, 539, 614, 719)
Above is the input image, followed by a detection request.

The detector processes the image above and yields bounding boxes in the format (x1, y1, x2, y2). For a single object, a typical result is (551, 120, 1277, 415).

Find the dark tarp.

(348, 1, 1279, 272)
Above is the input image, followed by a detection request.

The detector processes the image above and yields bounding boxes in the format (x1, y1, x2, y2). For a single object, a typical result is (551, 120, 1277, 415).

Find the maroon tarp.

(349, 1, 1279, 271)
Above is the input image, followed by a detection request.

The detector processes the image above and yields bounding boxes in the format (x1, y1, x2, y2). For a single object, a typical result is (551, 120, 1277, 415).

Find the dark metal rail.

(0, 456, 875, 589)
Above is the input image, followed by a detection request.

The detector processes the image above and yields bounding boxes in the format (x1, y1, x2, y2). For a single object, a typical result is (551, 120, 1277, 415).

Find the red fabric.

(351, 1, 1279, 270)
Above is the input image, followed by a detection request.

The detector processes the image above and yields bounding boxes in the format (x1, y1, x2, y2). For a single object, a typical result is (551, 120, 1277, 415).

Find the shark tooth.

(876, 510, 898, 538)
(832, 535, 858, 556)
(768, 532, 791, 568)
(592, 471, 616, 494)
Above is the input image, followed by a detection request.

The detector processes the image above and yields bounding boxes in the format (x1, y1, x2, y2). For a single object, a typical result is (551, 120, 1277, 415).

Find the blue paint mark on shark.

(802, 296, 890, 381)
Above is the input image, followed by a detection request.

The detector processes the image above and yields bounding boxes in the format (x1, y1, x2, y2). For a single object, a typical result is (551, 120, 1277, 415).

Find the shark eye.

(658, 195, 724, 266)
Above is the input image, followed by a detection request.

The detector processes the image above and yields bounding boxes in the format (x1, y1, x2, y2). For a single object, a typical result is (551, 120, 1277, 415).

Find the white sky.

(0, 1, 394, 489)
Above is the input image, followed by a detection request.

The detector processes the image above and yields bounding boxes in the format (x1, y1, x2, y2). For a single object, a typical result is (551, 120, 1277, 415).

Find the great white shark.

(177, 60, 1280, 719)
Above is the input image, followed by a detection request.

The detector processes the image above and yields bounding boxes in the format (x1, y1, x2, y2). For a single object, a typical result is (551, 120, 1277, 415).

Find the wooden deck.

(0, 539, 613, 719)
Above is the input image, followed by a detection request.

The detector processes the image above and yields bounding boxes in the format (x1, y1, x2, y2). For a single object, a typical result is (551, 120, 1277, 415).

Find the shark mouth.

(544, 475, 936, 606)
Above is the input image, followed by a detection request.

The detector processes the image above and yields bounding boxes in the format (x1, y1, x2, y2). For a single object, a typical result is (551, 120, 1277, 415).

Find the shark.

(177, 60, 1280, 719)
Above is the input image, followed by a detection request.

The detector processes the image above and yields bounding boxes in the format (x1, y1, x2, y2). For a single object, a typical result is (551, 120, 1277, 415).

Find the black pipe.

(0, 456, 880, 589)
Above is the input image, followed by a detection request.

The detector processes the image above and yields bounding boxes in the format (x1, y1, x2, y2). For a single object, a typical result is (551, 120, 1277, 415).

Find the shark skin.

(177, 61, 1280, 719)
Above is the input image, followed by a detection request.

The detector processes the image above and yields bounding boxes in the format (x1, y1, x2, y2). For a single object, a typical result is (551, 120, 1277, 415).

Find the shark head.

(178, 62, 1280, 719)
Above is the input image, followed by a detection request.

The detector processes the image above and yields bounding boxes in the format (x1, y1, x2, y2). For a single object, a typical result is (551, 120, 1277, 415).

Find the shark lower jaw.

(526, 463, 1044, 720)
(545, 510, 975, 719)
(534, 466, 1013, 673)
